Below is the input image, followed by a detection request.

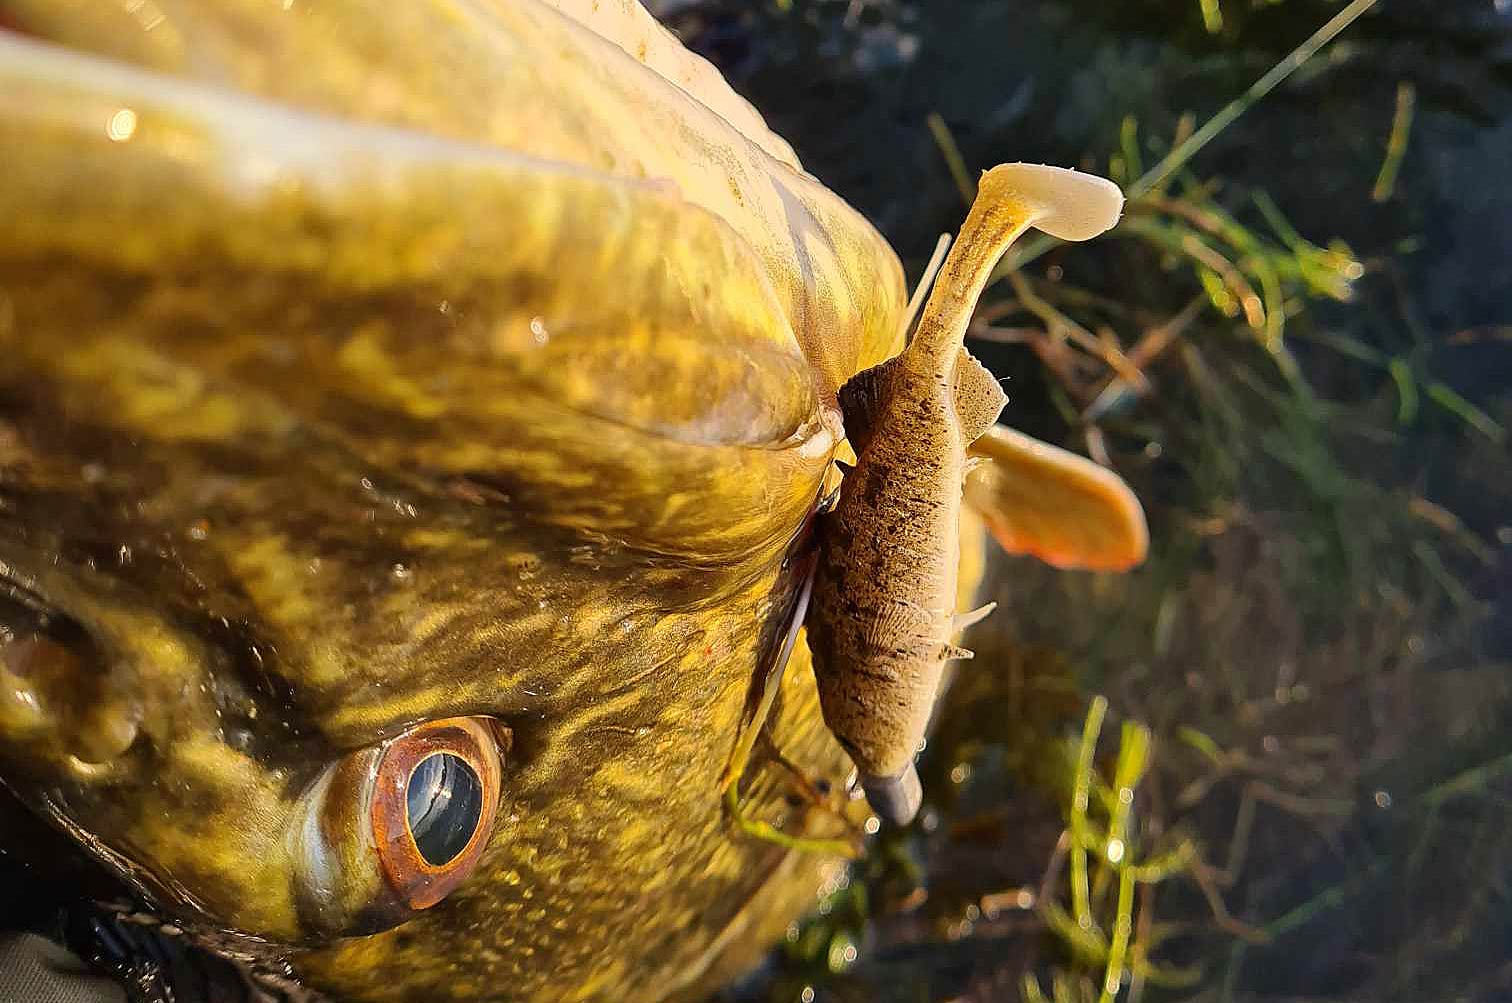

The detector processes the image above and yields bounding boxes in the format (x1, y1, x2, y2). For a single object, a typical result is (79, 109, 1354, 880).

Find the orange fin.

(952, 348, 1007, 445)
(964, 425, 1148, 572)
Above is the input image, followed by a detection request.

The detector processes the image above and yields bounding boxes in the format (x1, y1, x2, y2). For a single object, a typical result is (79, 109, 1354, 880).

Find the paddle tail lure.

(806, 164, 1128, 825)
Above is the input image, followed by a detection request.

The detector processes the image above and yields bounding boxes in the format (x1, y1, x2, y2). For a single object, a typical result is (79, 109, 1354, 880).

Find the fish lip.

(24, 783, 209, 919)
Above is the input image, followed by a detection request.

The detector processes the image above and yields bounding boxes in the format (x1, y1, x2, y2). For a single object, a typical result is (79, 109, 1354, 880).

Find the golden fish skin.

(0, 2, 912, 1000)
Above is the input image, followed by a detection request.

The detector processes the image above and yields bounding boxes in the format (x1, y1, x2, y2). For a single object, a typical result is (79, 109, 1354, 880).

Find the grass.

(699, 0, 1508, 999)
(1022, 697, 1202, 1003)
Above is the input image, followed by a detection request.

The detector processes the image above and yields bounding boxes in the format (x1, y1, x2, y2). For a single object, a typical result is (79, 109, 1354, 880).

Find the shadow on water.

(656, 1, 1512, 1000)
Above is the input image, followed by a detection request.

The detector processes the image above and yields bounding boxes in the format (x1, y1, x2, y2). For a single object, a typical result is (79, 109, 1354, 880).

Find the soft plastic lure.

(807, 164, 1129, 824)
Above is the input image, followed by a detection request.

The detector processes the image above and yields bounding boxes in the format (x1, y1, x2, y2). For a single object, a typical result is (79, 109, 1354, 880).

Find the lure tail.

(907, 164, 1124, 369)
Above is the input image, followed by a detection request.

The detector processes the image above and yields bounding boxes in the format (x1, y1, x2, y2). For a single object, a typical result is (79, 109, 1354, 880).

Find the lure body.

(806, 318, 1003, 824)
(807, 164, 1127, 824)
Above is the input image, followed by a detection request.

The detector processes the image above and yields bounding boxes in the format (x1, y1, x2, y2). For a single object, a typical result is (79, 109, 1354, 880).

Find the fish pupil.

(405, 753, 483, 867)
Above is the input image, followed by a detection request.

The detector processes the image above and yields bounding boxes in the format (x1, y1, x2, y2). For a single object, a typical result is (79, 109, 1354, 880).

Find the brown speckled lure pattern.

(807, 165, 1127, 824)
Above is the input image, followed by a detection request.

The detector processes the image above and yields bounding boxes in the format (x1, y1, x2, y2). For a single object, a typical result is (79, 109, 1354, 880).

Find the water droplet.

(529, 317, 550, 346)
(1106, 837, 1126, 864)
(391, 563, 412, 582)
(1373, 790, 1392, 809)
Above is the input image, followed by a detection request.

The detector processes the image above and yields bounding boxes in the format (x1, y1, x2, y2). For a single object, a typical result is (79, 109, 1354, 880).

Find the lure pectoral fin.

(839, 347, 1003, 456)
(951, 349, 1008, 444)
(964, 425, 1150, 572)
(954, 602, 997, 633)
(835, 356, 899, 456)
(809, 164, 1126, 828)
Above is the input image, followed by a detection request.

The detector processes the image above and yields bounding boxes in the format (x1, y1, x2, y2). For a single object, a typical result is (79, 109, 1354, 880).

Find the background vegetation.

(658, 1, 1512, 1000)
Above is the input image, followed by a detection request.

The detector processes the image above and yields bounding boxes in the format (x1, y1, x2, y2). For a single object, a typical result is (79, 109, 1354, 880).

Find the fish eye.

(368, 716, 505, 912)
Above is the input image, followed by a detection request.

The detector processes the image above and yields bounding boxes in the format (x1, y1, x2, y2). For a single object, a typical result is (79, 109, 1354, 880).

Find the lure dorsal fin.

(836, 354, 902, 456)
(964, 425, 1149, 572)
(952, 348, 1007, 445)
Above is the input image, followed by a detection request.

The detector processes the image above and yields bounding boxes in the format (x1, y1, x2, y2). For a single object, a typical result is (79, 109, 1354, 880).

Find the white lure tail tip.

(983, 163, 1125, 242)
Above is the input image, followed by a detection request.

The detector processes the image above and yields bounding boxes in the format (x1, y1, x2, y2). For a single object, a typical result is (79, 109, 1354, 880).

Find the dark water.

(654, 2, 1512, 1001)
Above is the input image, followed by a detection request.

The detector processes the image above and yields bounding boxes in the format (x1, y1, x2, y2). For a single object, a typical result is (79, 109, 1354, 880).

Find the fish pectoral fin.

(952, 348, 1008, 445)
(953, 601, 997, 634)
(942, 643, 975, 661)
(837, 354, 903, 455)
(964, 424, 1149, 572)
